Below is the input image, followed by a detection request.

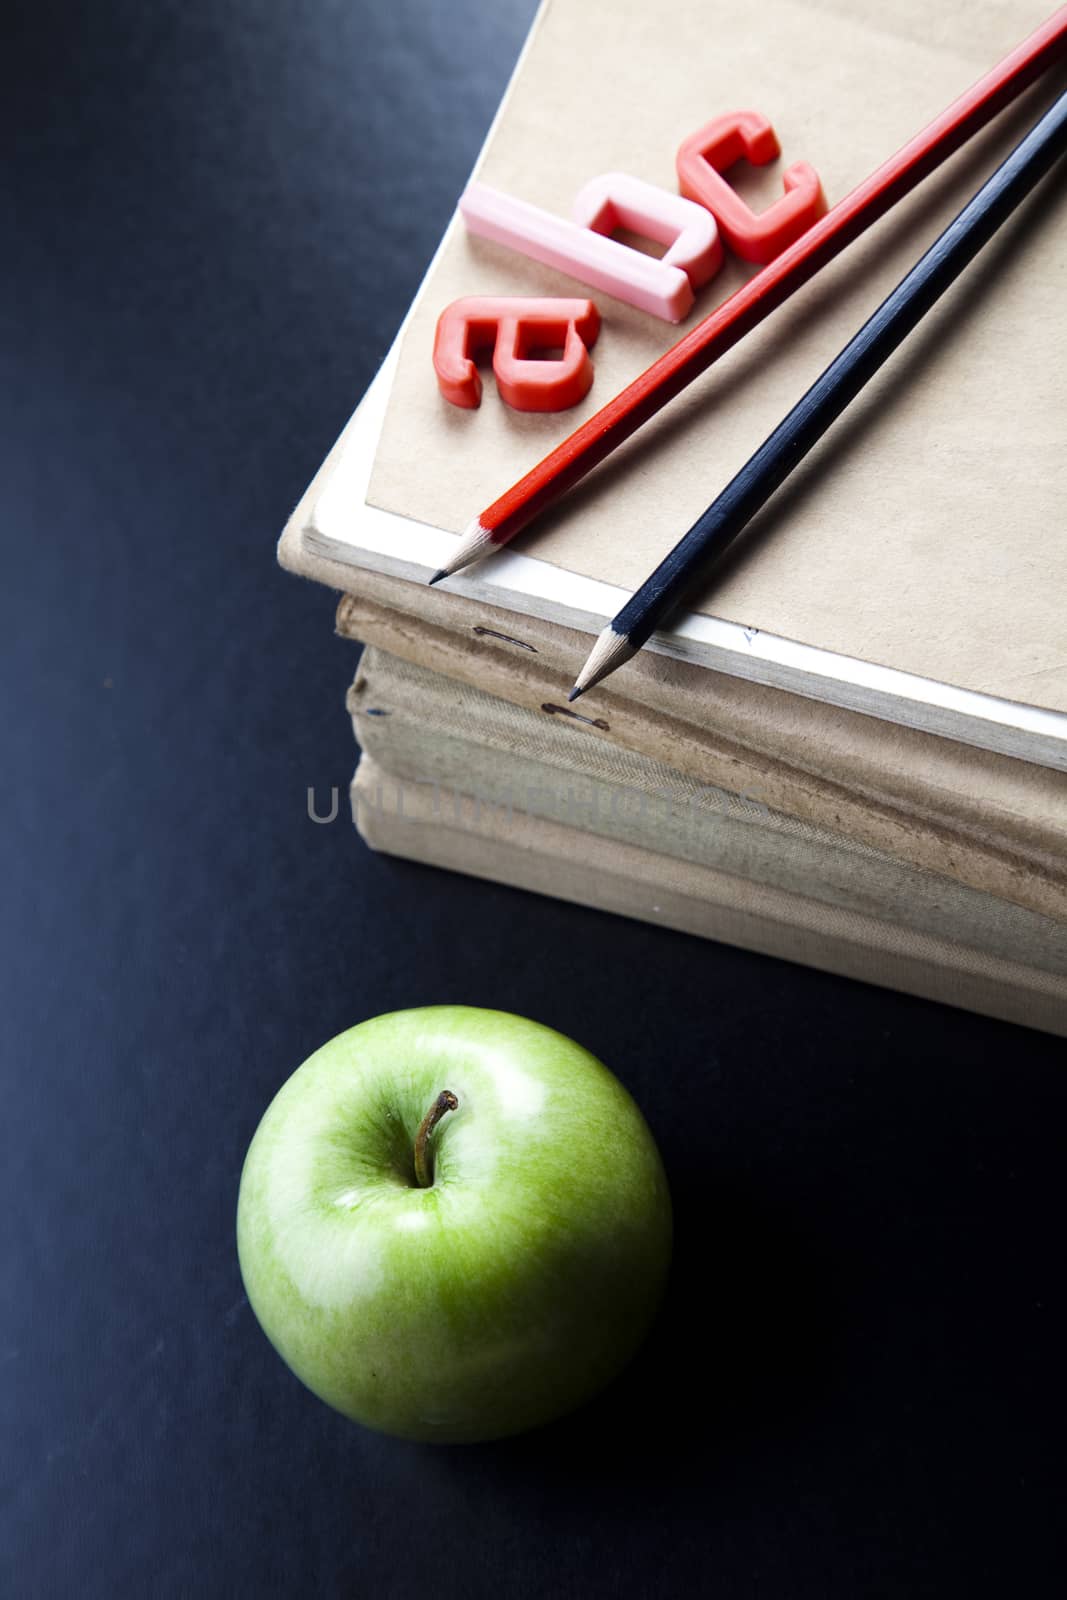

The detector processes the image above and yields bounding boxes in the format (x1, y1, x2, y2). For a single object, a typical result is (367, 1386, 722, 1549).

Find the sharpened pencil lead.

(571, 627, 637, 700)
(427, 517, 499, 583)
(567, 686, 582, 703)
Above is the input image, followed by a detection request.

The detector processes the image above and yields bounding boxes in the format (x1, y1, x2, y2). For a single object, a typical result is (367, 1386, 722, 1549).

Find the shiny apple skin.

(236, 1007, 672, 1442)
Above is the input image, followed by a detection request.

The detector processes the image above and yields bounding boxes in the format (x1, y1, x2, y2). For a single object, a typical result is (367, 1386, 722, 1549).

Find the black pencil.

(569, 85, 1067, 703)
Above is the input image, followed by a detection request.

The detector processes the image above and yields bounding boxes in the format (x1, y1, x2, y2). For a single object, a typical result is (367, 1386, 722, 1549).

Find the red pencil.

(431, 4, 1067, 583)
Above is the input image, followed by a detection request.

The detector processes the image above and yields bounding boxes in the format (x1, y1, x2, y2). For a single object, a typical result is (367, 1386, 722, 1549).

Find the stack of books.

(280, 0, 1067, 1035)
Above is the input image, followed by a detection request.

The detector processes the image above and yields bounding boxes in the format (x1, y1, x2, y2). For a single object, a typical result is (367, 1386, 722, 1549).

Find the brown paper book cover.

(286, 0, 1067, 769)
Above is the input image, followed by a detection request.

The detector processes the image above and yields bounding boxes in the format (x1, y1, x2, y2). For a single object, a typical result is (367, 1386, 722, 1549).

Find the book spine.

(337, 593, 1067, 923)
(349, 650, 1067, 977)
(352, 754, 1067, 1040)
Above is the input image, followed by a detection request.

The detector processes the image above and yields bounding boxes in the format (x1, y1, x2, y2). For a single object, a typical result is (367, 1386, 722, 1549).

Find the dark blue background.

(3, 2, 1064, 1594)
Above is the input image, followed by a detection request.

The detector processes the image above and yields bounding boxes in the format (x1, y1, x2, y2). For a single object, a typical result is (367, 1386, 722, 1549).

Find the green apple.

(236, 1006, 671, 1442)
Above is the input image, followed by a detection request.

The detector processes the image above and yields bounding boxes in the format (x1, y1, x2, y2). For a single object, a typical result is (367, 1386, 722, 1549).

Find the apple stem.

(413, 1090, 458, 1188)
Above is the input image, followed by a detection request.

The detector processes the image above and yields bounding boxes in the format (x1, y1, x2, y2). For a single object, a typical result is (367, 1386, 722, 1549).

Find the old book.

(328, 580, 1067, 924)
(279, 443, 1067, 924)
(286, 0, 1067, 769)
(280, 485, 1067, 902)
(351, 754, 1067, 1038)
(350, 647, 1067, 980)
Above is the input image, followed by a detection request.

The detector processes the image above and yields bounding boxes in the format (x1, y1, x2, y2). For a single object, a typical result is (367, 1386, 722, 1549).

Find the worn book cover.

(352, 755, 1067, 1037)
(350, 647, 1067, 974)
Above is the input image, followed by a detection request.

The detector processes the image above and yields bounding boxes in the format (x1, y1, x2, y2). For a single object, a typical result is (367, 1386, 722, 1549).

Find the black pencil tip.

(428, 568, 447, 587)
(567, 686, 582, 703)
